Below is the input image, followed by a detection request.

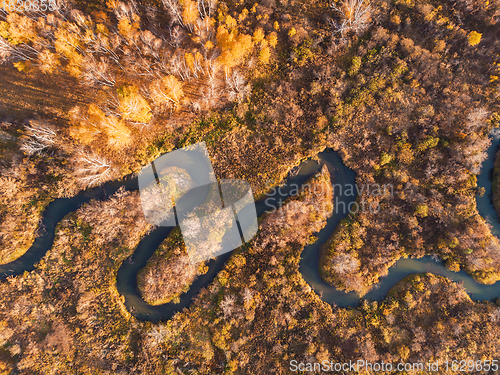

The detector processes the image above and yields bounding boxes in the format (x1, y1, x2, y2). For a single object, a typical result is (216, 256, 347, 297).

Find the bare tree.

(168, 26, 183, 48)
(125, 53, 156, 77)
(157, 49, 172, 74)
(81, 55, 116, 87)
(225, 70, 250, 102)
(242, 288, 253, 307)
(197, 0, 216, 19)
(200, 62, 222, 109)
(145, 325, 169, 349)
(206, 56, 219, 81)
(330, 0, 371, 37)
(220, 294, 236, 318)
(465, 107, 490, 134)
(101, 93, 122, 118)
(162, 0, 184, 26)
(74, 151, 113, 188)
(196, 16, 214, 40)
(20, 122, 56, 156)
(82, 28, 124, 70)
(193, 53, 205, 77)
(189, 100, 202, 112)
(331, 254, 360, 275)
(70, 9, 88, 27)
(170, 53, 191, 80)
(112, 0, 140, 23)
(0, 38, 38, 64)
(140, 30, 163, 60)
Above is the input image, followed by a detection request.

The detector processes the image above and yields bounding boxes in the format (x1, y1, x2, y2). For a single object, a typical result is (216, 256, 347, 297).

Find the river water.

(2, 139, 500, 321)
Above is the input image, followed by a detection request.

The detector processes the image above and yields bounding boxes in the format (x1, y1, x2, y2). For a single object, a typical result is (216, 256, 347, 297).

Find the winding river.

(2, 138, 500, 321)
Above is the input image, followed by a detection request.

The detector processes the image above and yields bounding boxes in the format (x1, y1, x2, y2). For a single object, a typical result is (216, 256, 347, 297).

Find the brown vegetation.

(0, 0, 278, 263)
(137, 228, 208, 305)
(493, 149, 500, 215)
(0, 188, 151, 372)
(0, 0, 278, 179)
(319, 0, 500, 291)
(1, 160, 500, 373)
(1, 0, 500, 372)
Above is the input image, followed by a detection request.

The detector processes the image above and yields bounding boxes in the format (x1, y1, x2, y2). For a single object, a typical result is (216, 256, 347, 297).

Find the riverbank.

(493, 149, 500, 218)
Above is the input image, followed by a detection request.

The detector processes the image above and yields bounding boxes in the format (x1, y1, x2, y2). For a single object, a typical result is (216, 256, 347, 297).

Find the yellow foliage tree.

(216, 25, 254, 70)
(54, 27, 83, 77)
(118, 18, 139, 39)
(225, 15, 237, 29)
(88, 103, 106, 121)
(205, 40, 214, 50)
(0, 360, 13, 375)
(185, 52, 195, 73)
(149, 75, 184, 110)
(38, 50, 60, 74)
(259, 46, 271, 64)
(195, 51, 204, 63)
(13, 61, 28, 72)
(252, 28, 265, 44)
(267, 32, 278, 48)
(5, 13, 37, 45)
(54, 28, 82, 59)
(0, 22, 8, 40)
(468, 31, 482, 46)
(182, 0, 199, 28)
(101, 115, 132, 149)
(69, 104, 132, 149)
(118, 85, 152, 123)
(69, 105, 102, 145)
(96, 23, 110, 36)
(238, 9, 249, 22)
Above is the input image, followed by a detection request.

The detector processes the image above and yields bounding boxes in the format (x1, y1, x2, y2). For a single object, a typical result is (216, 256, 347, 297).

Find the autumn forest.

(0, 0, 500, 373)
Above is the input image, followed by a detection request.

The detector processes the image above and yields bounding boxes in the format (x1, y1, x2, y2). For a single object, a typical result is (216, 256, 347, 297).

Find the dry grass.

(0, 64, 95, 123)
